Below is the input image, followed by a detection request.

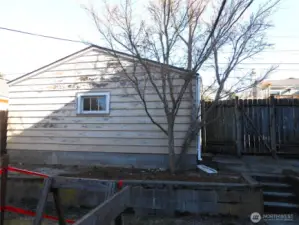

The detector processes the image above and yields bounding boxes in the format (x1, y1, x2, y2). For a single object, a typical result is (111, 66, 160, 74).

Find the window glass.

(83, 97, 90, 111)
(90, 97, 98, 111)
(97, 96, 106, 111)
(79, 94, 109, 114)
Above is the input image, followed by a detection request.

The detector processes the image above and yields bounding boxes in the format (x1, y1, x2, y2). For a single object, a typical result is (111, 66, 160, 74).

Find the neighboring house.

(259, 78, 299, 98)
(235, 78, 299, 99)
(7, 45, 197, 168)
(0, 75, 9, 110)
(247, 78, 299, 99)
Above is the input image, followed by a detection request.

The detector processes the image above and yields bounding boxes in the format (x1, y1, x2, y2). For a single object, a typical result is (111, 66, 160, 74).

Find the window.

(77, 92, 110, 114)
(269, 90, 281, 96)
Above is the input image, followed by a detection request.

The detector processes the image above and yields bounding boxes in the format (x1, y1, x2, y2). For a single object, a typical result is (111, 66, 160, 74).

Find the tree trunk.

(167, 116, 175, 174)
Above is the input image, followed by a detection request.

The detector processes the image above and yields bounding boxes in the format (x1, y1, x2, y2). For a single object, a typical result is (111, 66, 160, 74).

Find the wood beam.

(32, 177, 53, 225)
(72, 186, 130, 225)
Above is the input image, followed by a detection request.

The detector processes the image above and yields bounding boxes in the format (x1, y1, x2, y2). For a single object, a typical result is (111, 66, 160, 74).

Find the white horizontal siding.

(8, 116, 190, 124)
(8, 102, 191, 111)
(7, 130, 186, 139)
(7, 143, 195, 154)
(7, 123, 191, 132)
(8, 109, 188, 117)
(9, 94, 191, 105)
(9, 82, 191, 92)
(8, 49, 196, 155)
(9, 88, 193, 98)
(8, 136, 194, 147)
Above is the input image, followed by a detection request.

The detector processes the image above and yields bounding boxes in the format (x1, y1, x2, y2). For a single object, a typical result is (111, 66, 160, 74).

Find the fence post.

(201, 100, 206, 153)
(0, 110, 8, 225)
(269, 95, 277, 157)
(234, 97, 242, 157)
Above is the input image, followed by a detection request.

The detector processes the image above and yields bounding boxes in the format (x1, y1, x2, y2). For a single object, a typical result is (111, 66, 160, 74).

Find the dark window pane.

(97, 96, 106, 111)
(82, 95, 107, 112)
(83, 97, 90, 111)
(90, 97, 98, 111)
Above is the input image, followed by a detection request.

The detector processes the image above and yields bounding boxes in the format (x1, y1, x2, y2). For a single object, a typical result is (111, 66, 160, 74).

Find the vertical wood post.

(33, 177, 53, 225)
(114, 182, 123, 225)
(234, 97, 242, 157)
(0, 110, 8, 225)
(201, 101, 207, 154)
(269, 95, 277, 158)
(52, 188, 66, 225)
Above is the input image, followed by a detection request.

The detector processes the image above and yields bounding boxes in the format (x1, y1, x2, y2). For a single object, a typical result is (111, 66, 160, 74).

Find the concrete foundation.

(5, 177, 263, 218)
(9, 150, 197, 169)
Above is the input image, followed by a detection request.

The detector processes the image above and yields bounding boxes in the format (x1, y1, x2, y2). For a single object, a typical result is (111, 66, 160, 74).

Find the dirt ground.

(58, 166, 244, 183)
(8, 163, 244, 183)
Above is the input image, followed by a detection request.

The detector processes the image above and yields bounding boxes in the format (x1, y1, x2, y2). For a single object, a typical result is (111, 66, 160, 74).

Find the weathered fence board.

(204, 97, 299, 155)
(73, 186, 130, 225)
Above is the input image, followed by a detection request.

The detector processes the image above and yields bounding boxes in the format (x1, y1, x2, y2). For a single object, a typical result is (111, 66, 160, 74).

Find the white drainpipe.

(195, 73, 202, 161)
(195, 74, 218, 174)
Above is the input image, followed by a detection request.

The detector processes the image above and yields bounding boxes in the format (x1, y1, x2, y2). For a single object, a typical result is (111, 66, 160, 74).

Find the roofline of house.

(8, 45, 189, 85)
(90, 44, 188, 73)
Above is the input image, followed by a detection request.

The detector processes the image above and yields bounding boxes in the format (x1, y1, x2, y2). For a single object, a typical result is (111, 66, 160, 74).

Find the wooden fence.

(202, 96, 299, 156)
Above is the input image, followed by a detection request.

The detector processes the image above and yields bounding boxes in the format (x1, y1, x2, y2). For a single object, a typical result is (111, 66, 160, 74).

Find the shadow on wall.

(7, 56, 195, 168)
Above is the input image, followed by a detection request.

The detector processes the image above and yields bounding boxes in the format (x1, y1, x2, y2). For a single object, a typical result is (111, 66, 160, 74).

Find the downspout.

(195, 73, 202, 161)
(195, 73, 217, 174)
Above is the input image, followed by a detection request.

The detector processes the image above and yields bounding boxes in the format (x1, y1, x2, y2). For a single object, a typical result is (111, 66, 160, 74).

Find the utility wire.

(4, 68, 299, 76)
(2, 26, 299, 52)
(2, 26, 299, 76)
(268, 35, 299, 39)
(0, 26, 89, 44)
(207, 62, 299, 65)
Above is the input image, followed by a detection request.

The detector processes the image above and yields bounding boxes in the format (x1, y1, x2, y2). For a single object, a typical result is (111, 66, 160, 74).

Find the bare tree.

(84, 0, 279, 173)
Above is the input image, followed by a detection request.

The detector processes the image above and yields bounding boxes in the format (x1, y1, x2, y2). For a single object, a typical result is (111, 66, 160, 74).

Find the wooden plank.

(0, 110, 8, 225)
(241, 173, 259, 187)
(0, 154, 9, 225)
(12, 77, 187, 88)
(9, 82, 191, 92)
(8, 116, 190, 125)
(52, 177, 247, 191)
(67, 56, 118, 64)
(269, 96, 277, 157)
(7, 136, 187, 147)
(9, 87, 193, 98)
(8, 108, 189, 118)
(31, 70, 161, 79)
(7, 143, 197, 154)
(0, 111, 8, 155)
(9, 95, 191, 105)
(33, 177, 53, 225)
(7, 123, 190, 132)
(48, 60, 133, 72)
(234, 97, 242, 157)
(66, 54, 121, 63)
(16, 74, 188, 86)
(48, 62, 185, 75)
(52, 188, 66, 225)
(8, 101, 192, 111)
(242, 109, 272, 153)
(72, 186, 130, 225)
(52, 177, 110, 192)
(7, 130, 187, 139)
(201, 101, 207, 153)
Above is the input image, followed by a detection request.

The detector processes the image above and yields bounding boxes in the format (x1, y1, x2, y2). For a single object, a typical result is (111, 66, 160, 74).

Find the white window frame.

(76, 92, 110, 115)
(269, 89, 281, 96)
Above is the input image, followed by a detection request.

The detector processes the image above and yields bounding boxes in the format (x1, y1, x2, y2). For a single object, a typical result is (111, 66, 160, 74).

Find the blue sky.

(0, 0, 298, 82)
